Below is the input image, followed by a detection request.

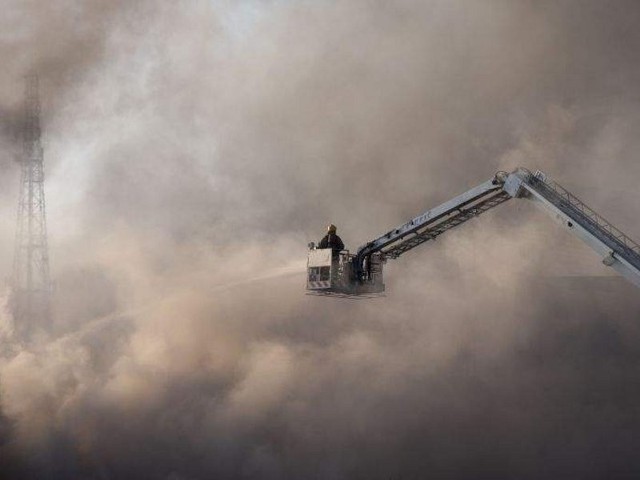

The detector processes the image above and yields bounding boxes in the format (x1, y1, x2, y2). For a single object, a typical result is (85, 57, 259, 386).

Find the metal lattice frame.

(11, 75, 52, 339)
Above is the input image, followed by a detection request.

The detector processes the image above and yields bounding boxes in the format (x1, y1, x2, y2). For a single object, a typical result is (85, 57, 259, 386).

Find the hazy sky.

(1, 1, 640, 479)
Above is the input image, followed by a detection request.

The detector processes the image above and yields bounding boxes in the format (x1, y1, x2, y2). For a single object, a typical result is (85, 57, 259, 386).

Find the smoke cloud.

(1, 1, 640, 478)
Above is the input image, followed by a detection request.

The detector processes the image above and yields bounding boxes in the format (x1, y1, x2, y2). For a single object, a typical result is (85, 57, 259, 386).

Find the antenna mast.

(11, 75, 52, 340)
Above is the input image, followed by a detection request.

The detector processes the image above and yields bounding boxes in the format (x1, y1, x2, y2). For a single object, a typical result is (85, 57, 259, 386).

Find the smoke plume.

(1, 1, 640, 478)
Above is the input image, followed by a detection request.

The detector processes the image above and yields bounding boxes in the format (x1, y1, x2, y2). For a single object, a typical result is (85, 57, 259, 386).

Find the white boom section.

(353, 167, 640, 289)
(504, 168, 640, 288)
(354, 175, 510, 265)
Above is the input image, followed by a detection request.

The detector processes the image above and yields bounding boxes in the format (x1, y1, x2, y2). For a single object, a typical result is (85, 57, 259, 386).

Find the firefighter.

(319, 224, 345, 259)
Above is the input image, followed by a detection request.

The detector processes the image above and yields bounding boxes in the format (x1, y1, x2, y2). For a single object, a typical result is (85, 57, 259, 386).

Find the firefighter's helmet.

(327, 224, 337, 233)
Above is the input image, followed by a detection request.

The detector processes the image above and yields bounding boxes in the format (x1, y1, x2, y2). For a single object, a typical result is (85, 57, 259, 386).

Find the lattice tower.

(11, 75, 52, 340)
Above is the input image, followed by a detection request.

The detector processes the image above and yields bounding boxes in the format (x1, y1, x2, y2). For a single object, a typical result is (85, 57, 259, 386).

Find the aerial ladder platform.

(306, 167, 640, 296)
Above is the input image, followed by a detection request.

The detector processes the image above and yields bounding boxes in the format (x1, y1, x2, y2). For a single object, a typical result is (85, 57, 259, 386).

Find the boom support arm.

(505, 169, 640, 288)
(353, 172, 511, 281)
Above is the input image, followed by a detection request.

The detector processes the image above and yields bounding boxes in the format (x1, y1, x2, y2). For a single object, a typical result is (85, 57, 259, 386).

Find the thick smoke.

(1, 1, 640, 478)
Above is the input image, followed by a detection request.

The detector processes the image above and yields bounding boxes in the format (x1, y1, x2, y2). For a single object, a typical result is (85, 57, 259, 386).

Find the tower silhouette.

(11, 75, 51, 341)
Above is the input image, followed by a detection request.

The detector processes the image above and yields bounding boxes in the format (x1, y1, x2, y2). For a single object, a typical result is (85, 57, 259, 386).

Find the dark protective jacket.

(319, 233, 345, 258)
